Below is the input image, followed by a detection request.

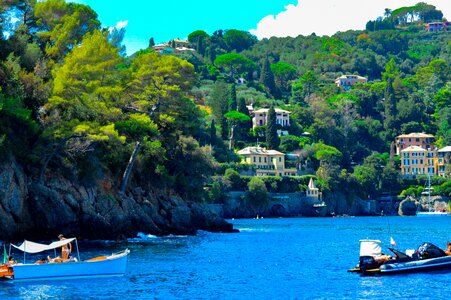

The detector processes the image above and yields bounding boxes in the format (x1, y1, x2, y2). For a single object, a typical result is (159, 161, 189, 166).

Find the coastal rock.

(398, 198, 417, 216)
(0, 158, 236, 241)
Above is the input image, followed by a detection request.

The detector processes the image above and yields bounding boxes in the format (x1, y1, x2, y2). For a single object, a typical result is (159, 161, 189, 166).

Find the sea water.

(1, 216, 450, 299)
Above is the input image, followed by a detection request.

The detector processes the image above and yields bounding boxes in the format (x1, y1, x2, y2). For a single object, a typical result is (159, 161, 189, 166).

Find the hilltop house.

(153, 38, 194, 54)
(252, 108, 291, 128)
(237, 146, 297, 176)
(425, 22, 449, 32)
(334, 75, 367, 90)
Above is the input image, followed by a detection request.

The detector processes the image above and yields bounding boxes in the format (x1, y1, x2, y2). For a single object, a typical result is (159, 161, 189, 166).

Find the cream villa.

(252, 108, 291, 128)
(237, 146, 296, 176)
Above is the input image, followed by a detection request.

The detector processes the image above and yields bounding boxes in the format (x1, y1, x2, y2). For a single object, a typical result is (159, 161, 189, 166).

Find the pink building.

(252, 108, 291, 128)
(334, 75, 367, 90)
(395, 133, 435, 155)
(426, 22, 449, 32)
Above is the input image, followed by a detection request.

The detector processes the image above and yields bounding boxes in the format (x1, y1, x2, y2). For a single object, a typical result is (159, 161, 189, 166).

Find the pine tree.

(266, 106, 279, 149)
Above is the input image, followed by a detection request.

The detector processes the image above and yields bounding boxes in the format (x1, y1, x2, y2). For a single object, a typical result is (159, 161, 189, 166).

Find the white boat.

(416, 174, 450, 217)
(1, 238, 129, 281)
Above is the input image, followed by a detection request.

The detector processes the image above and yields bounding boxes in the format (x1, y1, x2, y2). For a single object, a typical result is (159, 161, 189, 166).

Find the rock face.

(0, 158, 236, 241)
(398, 198, 418, 216)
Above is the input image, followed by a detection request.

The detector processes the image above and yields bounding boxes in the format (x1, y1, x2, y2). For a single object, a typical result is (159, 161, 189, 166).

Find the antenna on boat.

(75, 238, 80, 262)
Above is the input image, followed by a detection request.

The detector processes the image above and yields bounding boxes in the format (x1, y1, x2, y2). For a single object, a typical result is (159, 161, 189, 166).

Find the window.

(403, 153, 409, 158)
(259, 157, 261, 163)
(279, 157, 282, 162)
(403, 159, 409, 166)
(264, 157, 267, 163)
(420, 159, 423, 164)
(253, 157, 256, 163)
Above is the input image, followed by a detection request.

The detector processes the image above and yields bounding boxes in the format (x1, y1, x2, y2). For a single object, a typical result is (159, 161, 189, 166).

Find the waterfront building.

(400, 146, 432, 176)
(237, 146, 297, 176)
(306, 178, 319, 199)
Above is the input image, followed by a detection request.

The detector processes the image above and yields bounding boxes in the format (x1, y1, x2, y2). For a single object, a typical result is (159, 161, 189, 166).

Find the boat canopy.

(11, 238, 76, 254)
(359, 239, 382, 257)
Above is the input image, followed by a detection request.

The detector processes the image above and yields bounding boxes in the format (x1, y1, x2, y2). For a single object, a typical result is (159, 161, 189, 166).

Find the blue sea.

(1, 216, 450, 299)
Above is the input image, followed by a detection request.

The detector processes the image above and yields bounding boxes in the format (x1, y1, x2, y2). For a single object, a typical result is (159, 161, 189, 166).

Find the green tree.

(224, 110, 250, 149)
(266, 106, 279, 150)
(299, 70, 319, 97)
(214, 53, 256, 79)
(271, 61, 297, 97)
(34, 0, 100, 60)
(247, 176, 268, 208)
(228, 83, 237, 111)
(384, 77, 397, 141)
(223, 29, 257, 52)
(260, 58, 277, 97)
(206, 81, 229, 140)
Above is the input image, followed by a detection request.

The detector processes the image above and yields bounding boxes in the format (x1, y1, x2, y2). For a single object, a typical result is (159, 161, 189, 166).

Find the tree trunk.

(120, 141, 141, 194)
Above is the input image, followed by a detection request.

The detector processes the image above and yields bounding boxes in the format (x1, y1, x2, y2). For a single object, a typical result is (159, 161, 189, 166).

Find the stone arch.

(271, 203, 286, 217)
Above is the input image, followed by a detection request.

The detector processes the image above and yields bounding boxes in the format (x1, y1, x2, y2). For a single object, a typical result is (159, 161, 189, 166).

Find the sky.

(70, 0, 451, 56)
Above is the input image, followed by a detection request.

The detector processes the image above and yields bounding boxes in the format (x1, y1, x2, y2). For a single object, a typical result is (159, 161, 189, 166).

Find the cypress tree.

(237, 97, 251, 141)
(266, 106, 279, 149)
(384, 77, 397, 140)
(228, 83, 237, 111)
(148, 37, 155, 48)
(260, 58, 276, 97)
(210, 119, 216, 145)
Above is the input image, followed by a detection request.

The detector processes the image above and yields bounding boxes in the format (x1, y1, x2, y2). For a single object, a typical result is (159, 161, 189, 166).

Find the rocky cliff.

(0, 158, 236, 241)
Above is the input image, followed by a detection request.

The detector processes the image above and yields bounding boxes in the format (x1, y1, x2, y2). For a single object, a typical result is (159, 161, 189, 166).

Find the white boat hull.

(11, 249, 129, 280)
(416, 212, 450, 217)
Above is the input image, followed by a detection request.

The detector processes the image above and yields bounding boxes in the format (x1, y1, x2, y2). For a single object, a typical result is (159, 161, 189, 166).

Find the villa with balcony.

(237, 146, 297, 176)
(252, 108, 291, 128)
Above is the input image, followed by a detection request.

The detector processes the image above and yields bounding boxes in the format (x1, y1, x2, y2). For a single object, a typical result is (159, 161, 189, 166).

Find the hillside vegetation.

(0, 0, 449, 216)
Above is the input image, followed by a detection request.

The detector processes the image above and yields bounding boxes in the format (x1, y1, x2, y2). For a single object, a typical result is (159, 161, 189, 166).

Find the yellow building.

(437, 146, 451, 177)
(400, 146, 436, 176)
(237, 146, 297, 176)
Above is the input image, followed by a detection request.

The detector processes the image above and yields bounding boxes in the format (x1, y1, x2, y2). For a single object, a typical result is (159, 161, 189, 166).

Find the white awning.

(12, 238, 76, 254)
(359, 239, 382, 257)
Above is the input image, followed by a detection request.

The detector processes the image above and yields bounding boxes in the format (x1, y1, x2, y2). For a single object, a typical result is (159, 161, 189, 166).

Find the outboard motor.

(417, 242, 447, 259)
(359, 256, 379, 272)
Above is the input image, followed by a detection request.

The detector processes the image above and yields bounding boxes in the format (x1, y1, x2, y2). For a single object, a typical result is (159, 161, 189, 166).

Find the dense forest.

(0, 0, 449, 214)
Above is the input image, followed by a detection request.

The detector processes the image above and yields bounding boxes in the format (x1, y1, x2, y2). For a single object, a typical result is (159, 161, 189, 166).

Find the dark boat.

(348, 239, 451, 275)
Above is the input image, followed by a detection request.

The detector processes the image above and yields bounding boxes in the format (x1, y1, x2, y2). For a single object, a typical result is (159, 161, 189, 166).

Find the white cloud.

(109, 20, 129, 32)
(250, 0, 451, 39)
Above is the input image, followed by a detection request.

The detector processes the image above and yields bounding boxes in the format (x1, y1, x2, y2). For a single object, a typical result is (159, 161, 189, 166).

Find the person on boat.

(7, 255, 15, 265)
(35, 257, 47, 264)
(445, 242, 451, 255)
(58, 234, 72, 260)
